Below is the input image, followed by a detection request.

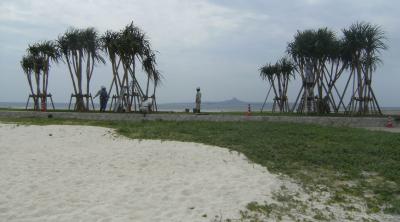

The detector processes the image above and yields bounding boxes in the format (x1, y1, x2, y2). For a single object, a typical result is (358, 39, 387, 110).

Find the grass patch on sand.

(1, 117, 399, 215)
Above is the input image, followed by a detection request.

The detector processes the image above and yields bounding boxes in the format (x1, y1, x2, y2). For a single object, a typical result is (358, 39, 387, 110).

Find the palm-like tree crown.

(259, 63, 275, 81)
(343, 22, 387, 71)
(57, 28, 84, 57)
(82, 28, 105, 64)
(278, 57, 295, 79)
(103, 22, 160, 83)
(101, 30, 120, 60)
(21, 55, 35, 75)
(288, 28, 340, 64)
(27, 41, 60, 73)
(260, 57, 294, 81)
(142, 51, 162, 82)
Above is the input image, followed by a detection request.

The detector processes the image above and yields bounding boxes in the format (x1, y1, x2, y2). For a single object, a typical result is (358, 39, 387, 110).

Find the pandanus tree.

(260, 63, 277, 112)
(142, 50, 162, 109)
(324, 38, 350, 112)
(102, 30, 121, 99)
(20, 55, 40, 110)
(35, 41, 59, 101)
(288, 28, 348, 114)
(119, 23, 148, 110)
(21, 41, 58, 110)
(102, 28, 139, 111)
(82, 28, 105, 109)
(142, 51, 156, 98)
(342, 22, 387, 114)
(287, 23, 386, 115)
(58, 28, 85, 111)
(21, 55, 35, 98)
(58, 28, 104, 111)
(260, 57, 294, 112)
(102, 22, 161, 112)
(151, 69, 162, 110)
(288, 29, 319, 113)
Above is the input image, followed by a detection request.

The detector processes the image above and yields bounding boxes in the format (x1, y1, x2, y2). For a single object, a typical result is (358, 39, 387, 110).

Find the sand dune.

(0, 124, 284, 221)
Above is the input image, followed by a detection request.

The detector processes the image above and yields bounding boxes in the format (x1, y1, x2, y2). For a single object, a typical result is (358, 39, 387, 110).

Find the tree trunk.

(283, 75, 290, 112)
(129, 58, 136, 111)
(152, 81, 158, 111)
(86, 55, 91, 110)
(25, 72, 37, 110)
(66, 55, 78, 95)
(276, 75, 283, 112)
(269, 76, 279, 112)
(35, 71, 40, 111)
(357, 61, 363, 114)
(75, 51, 86, 112)
(26, 73, 35, 98)
(146, 75, 150, 99)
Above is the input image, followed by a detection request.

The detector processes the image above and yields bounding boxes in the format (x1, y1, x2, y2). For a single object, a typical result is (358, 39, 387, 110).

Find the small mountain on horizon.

(204, 97, 250, 105)
(161, 97, 260, 105)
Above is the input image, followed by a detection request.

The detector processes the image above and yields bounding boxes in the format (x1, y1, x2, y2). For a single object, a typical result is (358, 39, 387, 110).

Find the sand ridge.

(0, 124, 284, 221)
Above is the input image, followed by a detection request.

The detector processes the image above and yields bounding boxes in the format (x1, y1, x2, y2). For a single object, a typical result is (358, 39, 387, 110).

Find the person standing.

(94, 86, 108, 112)
(195, 87, 201, 113)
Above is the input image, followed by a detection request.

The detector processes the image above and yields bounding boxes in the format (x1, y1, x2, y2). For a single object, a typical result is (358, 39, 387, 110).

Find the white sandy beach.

(0, 124, 285, 222)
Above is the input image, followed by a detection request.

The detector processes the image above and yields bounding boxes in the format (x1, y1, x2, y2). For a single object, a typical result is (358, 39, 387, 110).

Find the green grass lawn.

(1, 117, 399, 214)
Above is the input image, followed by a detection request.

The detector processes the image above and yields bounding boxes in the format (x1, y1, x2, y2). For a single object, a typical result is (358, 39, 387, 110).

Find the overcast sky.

(1, 0, 399, 106)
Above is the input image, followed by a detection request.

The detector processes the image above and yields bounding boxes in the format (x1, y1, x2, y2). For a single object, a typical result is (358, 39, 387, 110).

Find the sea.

(0, 98, 269, 112)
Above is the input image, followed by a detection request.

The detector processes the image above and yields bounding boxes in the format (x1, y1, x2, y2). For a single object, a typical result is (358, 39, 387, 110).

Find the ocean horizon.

(0, 101, 269, 112)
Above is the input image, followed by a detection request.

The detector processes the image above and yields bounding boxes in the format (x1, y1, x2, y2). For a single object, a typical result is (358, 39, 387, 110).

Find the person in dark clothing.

(195, 87, 201, 113)
(94, 86, 108, 112)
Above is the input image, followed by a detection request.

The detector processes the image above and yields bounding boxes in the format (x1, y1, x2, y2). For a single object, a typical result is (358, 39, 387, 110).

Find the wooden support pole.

(291, 86, 304, 113)
(261, 84, 273, 113)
